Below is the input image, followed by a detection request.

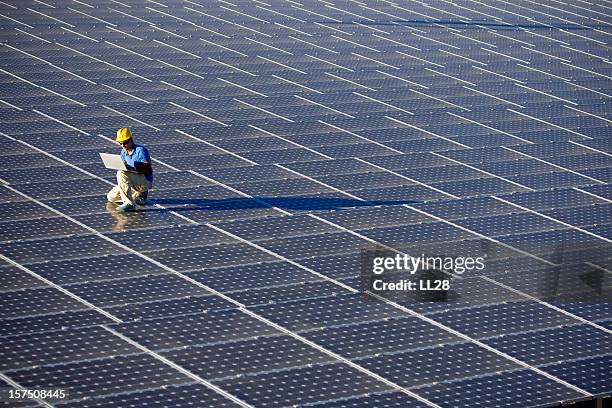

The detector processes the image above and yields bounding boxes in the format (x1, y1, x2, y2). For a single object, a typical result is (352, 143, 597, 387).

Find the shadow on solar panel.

(149, 196, 419, 211)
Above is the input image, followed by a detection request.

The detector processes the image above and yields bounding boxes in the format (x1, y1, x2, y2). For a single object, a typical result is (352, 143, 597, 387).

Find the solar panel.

(0, 0, 610, 407)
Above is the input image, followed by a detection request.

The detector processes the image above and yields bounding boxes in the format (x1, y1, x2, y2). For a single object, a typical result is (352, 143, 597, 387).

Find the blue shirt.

(121, 144, 153, 182)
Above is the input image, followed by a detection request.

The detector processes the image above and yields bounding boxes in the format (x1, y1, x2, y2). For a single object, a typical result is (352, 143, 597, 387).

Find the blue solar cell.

(0, 201, 54, 221)
(106, 224, 234, 252)
(441, 147, 526, 164)
(213, 136, 296, 152)
(75, 208, 191, 232)
(418, 369, 583, 408)
(499, 188, 606, 210)
(581, 139, 612, 154)
(431, 301, 579, 338)
(586, 224, 612, 240)
(241, 147, 328, 164)
(364, 152, 454, 170)
(400, 164, 486, 183)
(383, 138, 466, 153)
(283, 158, 379, 176)
(580, 184, 612, 201)
(57, 383, 242, 408)
(254, 294, 406, 331)
(66, 274, 210, 307)
(305, 391, 431, 408)
(357, 127, 434, 142)
(1, 120, 69, 136)
(452, 133, 525, 148)
(543, 203, 612, 227)
(350, 184, 449, 202)
(113, 309, 280, 350)
(10, 353, 192, 401)
(509, 128, 584, 143)
(286, 131, 363, 147)
(507, 171, 597, 189)
(187, 261, 325, 292)
(197, 164, 301, 183)
(164, 154, 254, 170)
(231, 280, 348, 306)
(151, 242, 277, 271)
(304, 317, 460, 358)
(0, 153, 66, 171)
(105, 294, 234, 321)
(232, 177, 334, 196)
(318, 205, 431, 229)
(296, 252, 363, 279)
(49, 146, 122, 166)
(149, 184, 243, 203)
(456, 212, 562, 237)
(25, 254, 164, 285)
(359, 342, 521, 388)
(179, 200, 281, 223)
(215, 362, 393, 407)
(317, 171, 412, 190)
(582, 167, 612, 183)
(0, 326, 139, 371)
(147, 142, 223, 158)
(0, 165, 91, 184)
(0, 287, 89, 319)
(484, 325, 612, 365)
(216, 214, 338, 240)
(0, 266, 46, 292)
(360, 222, 476, 246)
(10, 178, 111, 200)
(549, 153, 611, 170)
(432, 177, 531, 198)
(0, 234, 128, 264)
(162, 335, 334, 380)
(260, 231, 372, 259)
(0, 310, 115, 338)
(316, 143, 399, 158)
(543, 355, 612, 396)
(413, 196, 519, 220)
(550, 301, 612, 322)
(140, 171, 213, 191)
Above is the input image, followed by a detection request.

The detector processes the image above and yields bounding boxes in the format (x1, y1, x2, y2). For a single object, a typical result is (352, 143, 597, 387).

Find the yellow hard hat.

(116, 127, 132, 143)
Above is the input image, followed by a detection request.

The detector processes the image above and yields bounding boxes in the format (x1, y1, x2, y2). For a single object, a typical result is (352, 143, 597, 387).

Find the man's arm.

(134, 160, 153, 177)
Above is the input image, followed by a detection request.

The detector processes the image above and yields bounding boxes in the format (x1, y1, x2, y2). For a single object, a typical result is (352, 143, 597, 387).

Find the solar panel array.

(0, 0, 610, 407)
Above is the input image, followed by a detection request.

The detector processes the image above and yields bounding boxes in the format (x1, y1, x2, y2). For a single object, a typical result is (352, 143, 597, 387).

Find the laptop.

(99, 153, 137, 172)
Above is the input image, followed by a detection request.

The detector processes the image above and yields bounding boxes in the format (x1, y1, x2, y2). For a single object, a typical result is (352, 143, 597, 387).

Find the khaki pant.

(107, 170, 152, 205)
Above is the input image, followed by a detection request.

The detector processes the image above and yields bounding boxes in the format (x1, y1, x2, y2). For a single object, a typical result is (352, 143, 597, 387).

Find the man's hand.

(123, 162, 136, 172)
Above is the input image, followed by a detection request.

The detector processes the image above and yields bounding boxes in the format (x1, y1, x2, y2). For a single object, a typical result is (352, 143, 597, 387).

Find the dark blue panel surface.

(1, 1, 610, 406)
(484, 325, 612, 365)
(542, 355, 612, 396)
(418, 369, 583, 408)
(215, 363, 393, 408)
(56, 383, 242, 408)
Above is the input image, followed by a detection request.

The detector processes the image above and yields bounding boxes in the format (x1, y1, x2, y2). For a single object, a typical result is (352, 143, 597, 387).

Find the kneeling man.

(107, 127, 153, 212)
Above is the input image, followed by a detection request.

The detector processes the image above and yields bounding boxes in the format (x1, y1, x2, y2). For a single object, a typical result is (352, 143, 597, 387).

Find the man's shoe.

(134, 191, 148, 206)
(116, 203, 136, 212)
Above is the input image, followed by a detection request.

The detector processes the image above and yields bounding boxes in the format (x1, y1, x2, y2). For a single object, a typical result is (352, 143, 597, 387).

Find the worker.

(106, 127, 153, 212)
